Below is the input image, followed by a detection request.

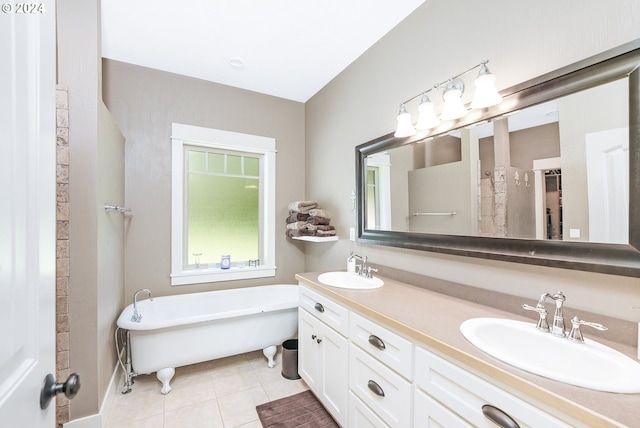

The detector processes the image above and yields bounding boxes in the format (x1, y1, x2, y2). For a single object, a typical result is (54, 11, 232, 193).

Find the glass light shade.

(416, 94, 440, 130)
(440, 87, 467, 121)
(470, 66, 503, 109)
(394, 104, 416, 137)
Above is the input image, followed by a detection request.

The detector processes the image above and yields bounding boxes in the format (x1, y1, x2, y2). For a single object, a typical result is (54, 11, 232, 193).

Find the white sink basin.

(460, 317, 640, 393)
(317, 271, 383, 290)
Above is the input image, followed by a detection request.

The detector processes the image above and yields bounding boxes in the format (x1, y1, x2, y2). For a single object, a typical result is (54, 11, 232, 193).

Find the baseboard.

(63, 414, 101, 428)
(64, 359, 122, 428)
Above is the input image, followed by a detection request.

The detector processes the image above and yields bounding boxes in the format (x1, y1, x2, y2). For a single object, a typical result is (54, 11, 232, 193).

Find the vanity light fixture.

(394, 103, 416, 137)
(394, 60, 502, 137)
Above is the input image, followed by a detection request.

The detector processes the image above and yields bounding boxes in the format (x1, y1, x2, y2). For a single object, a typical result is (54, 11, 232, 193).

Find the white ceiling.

(101, 0, 425, 102)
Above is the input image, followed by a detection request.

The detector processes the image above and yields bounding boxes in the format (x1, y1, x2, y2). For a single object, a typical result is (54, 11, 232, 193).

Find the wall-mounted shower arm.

(104, 203, 132, 213)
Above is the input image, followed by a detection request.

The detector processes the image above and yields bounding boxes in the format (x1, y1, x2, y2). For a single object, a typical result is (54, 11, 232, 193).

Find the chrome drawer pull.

(368, 334, 386, 350)
(314, 302, 325, 313)
(367, 380, 385, 397)
(482, 404, 520, 428)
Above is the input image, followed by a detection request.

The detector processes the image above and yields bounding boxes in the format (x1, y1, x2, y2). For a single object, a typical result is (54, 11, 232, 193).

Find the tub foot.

(157, 367, 175, 394)
(263, 345, 277, 368)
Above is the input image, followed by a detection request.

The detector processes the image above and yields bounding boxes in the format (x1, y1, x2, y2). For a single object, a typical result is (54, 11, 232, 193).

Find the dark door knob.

(40, 372, 81, 409)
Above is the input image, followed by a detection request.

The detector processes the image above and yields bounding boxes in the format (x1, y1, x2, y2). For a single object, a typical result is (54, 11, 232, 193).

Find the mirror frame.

(356, 39, 640, 278)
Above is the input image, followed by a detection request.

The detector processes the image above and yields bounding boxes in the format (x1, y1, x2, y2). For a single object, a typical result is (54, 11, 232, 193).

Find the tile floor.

(103, 348, 309, 428)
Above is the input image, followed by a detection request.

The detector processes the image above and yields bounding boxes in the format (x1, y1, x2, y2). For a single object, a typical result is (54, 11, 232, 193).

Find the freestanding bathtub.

(116, 284, 299, 394)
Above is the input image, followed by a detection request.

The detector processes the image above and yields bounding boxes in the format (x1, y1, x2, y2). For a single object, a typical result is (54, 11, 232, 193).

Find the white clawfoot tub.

(116, 284, 298, 394)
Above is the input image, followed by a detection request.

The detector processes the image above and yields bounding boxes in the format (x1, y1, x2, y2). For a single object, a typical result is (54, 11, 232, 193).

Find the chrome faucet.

(351, 253, 378, 278)
(567, 316, 607, 343)
(351, 253, 367, 276)
(522, 292, 551, 332)
(523, 291, 567, 337)
(131, 289, 153, 323)
(550, 291, 567, 337)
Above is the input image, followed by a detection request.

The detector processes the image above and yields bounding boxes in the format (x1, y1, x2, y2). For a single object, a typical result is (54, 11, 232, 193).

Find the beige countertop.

(295, 271, 640, 428)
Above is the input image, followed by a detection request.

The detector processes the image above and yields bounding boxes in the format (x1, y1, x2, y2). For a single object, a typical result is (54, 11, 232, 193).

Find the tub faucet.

(131, 289, 153, 323)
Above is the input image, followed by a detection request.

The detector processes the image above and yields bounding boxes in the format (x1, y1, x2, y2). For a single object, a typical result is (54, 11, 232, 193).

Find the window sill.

(170, 266, 276, 286)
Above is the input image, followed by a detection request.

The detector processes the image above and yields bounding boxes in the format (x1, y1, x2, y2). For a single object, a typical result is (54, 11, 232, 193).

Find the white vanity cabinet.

(298, 286, 349, 426)
(298, 280, 582, 428)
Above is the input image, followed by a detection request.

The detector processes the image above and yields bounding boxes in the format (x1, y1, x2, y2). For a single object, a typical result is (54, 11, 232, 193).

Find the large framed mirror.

(356, 39, 640, 277)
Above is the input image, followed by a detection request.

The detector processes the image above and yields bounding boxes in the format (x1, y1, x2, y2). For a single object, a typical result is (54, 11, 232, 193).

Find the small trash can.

(281, 339, 301, 380)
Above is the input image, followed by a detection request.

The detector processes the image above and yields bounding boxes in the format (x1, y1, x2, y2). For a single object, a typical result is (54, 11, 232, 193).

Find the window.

(171, 123, 276, 285)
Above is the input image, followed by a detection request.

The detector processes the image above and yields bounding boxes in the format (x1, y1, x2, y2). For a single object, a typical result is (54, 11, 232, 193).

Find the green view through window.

(186, 147, 260, 267)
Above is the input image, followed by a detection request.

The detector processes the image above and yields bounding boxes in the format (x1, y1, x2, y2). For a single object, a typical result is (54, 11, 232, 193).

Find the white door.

(586, 127, 629, 244)
(0, 1, 57, 426)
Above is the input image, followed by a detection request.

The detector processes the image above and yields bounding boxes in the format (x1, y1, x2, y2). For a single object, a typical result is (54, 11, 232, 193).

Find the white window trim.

(170, 123, 276, 285)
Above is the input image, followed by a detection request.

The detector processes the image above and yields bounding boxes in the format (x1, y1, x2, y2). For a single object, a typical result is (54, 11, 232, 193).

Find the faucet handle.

(567, 316, 607, 343)
(366, 266, 378, 278)
(522, 303, 550, 332)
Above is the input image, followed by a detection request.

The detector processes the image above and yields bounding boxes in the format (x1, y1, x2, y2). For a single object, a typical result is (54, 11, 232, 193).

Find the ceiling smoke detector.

(229, 57, 245, 71)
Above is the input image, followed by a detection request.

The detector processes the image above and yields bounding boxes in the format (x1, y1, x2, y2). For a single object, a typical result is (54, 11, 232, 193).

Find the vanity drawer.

(349, 344, 412, 428)
(414, 347, 572, 428)
(299, 284, 349, 336)
(349, 391, 390, 428)
(350, 312, 413, 380)
(414, 387, 472, 428)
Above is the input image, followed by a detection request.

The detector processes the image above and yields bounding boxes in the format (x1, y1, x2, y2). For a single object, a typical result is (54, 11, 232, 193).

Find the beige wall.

(304, 0, 640, 321)
(102, 60, 307, 302)
(97, 102, 126, 410)
(57, 0, 125, 419)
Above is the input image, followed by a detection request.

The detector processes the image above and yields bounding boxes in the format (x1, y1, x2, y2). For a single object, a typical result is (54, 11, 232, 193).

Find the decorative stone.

(56, 257, 69, 277)
(56, 183, 69, 203)
(56, 220, 69, 240)
(56, 108, 69, 128)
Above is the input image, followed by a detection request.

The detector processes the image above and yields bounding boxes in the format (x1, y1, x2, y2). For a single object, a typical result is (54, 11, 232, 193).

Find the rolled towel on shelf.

(286, 221, 314, 230)
(316, 229, 337, 236)
(308, 208, 331, 219)
(307, 224, 335, 231)
(315, 224, 335, 231)
(307, 216, 331, 226)
(288, 201, 318, 214)
(286, 229, 316, 238)
(286, 212, 309, 223)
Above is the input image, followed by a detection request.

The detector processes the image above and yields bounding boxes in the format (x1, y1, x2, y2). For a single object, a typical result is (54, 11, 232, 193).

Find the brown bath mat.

(256, 390, 339, 427)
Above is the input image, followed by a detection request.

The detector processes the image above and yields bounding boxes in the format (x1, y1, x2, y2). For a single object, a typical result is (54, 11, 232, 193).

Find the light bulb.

(440, 80, 467, 121)
(416, 93, 440, 130)
(471, 64, 503, 109)
(394, 104, 416, 137)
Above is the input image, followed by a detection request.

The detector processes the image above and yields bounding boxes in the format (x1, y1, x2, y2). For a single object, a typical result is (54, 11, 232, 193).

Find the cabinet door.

(321, 320, 349, 426)
(299, 309, 321, 391)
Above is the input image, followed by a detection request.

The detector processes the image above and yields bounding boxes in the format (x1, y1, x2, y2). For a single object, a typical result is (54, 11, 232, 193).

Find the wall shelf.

(291, 236, 339, 242)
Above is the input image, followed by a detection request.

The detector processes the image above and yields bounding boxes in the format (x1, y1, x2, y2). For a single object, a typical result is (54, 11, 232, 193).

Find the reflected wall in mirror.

(356, 39, 640, 277)
(366, 78, 629, 244)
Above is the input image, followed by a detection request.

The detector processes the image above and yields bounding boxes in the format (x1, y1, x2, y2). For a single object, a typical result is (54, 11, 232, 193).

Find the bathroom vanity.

(296, 271, 640, 427)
